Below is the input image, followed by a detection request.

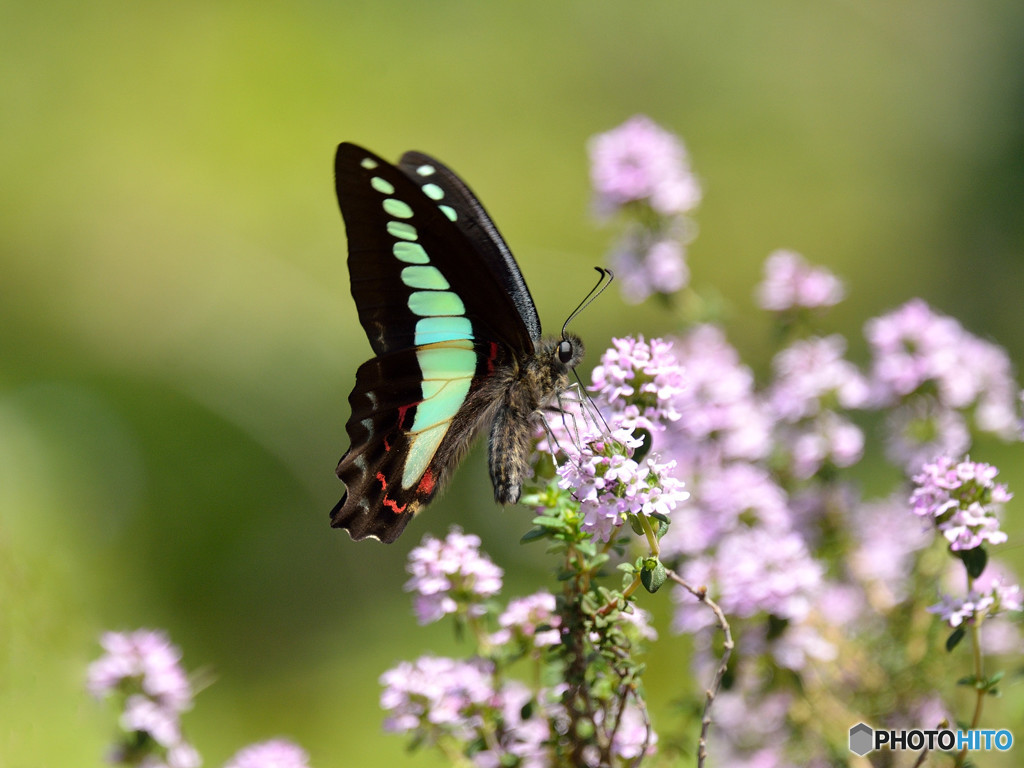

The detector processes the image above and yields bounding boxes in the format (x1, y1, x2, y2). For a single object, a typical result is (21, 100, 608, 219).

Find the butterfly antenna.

(561, 267, 614, 339)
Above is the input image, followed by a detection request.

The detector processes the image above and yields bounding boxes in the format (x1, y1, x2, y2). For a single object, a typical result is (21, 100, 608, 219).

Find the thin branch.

(665, 569, 734, 768)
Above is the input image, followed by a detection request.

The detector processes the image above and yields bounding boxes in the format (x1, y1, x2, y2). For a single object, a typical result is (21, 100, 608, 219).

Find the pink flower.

(404, 528, 504, 624)
(756, 250, 845, 311)
(224, 740, 311, 768)
(588, 115, 701, 217)
(87, 629, 192, 713)
(910, 456, 1011, 550)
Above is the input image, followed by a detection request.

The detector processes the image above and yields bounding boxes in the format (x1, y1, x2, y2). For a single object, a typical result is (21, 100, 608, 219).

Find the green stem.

(621, 573, 643, 600)
(953, 575, 986, 768)
(638, 514, 660, 557)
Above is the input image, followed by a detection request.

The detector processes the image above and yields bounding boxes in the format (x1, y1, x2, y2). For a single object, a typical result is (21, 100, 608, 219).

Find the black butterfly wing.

(398, 150, 542, 345)
(335, 143, 537, 354)
(331, 143, 536, 542)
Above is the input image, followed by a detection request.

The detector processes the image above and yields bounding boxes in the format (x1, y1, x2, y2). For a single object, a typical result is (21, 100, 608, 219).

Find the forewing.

(399, 150, 542, 345)
(335, 143, 536, 356)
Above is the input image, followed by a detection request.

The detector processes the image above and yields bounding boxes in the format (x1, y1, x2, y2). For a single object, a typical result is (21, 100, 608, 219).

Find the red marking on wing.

(417, 467, 435, 495)
(397, 403, 412, 429)
(383, 495, 407, 515)
(487, 341, 499, 376)
(376, 472, 407, 515)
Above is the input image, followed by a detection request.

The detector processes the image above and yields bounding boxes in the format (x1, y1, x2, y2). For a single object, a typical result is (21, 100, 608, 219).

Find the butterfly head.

(556, 332, 585, 371)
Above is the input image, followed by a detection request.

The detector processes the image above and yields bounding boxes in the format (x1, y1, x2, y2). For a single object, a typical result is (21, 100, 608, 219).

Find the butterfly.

(330, 142, 588, 543)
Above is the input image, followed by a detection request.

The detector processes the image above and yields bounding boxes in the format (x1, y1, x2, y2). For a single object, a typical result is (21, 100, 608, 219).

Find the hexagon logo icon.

(849, 722, 874, 756)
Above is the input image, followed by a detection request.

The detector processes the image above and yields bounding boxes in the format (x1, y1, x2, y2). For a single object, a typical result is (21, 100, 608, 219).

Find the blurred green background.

(3, 1, 1023, 765)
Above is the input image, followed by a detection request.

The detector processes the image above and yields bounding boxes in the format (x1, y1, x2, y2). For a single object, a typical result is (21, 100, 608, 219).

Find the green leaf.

(520, 527, 548, 544)
(632, 428, 652, 463)
(641, 559, 667, 593)
(575, 540, 598, 558)
(957, 547, 988, 580)
(946, 626, 966, 652)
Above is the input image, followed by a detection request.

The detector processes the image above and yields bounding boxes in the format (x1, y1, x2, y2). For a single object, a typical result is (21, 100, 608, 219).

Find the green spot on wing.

(360, 158, 378, 169)
(402, 423, 447, 489)
(411, 378, 472, 438)
(393, 242, 430, 264)
(415, 316, 473, 345)
(439, 205, 457, 222)
(408, 290, 465, 317)
(371, 176, 395, 194)
(402, 265, 450, 290)
(387, 221, 418, 241)
(401, 340, 476, 488)
(421, 183, 444, 201)
(416, 164, 435, 176)
(383, 198, 414, 219)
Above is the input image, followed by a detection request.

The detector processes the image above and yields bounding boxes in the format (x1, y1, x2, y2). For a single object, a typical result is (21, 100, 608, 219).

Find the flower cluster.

(865, 299, 1021, 470)
(589, 335, 686, 431)
(404, 528, 504, 624)
(588, 114, 701, 217)
(575, 128, 1024, 766)
(910, 456, 1011, 550)
(756, 249, 846, 312)
(87, 630, 200, 768)
(537, 335, 690, 542)
(380, 656, 502, 742)
(89, 631, 311, 768)
(555, 426, 688, 542)
(224, 741, 311, 768)
(386, 529, 659, 767)
(767, 334, 870, 478)
(489, 591, 562, 648)
(664, 325, 773, 472)
(928, 580, 1022, 629)
(589, 116, 701, 303)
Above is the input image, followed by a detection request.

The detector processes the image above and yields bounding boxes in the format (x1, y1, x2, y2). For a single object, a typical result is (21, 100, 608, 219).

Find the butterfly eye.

(558, 339, 574, 364)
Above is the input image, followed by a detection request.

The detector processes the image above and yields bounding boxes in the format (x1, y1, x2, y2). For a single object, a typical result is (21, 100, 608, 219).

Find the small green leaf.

(632, 428, 652, 463)
(520, 527, 547, 544)
(641, 559, 667, 593)
(575, 540, 598, 558)
(590, 553, 610, 570)
(946, 626, 966, 652)
(957, 547, 988, 580)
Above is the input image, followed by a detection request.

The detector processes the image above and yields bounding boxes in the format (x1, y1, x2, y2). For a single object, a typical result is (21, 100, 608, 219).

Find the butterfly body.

(330, 143, 583, 543)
